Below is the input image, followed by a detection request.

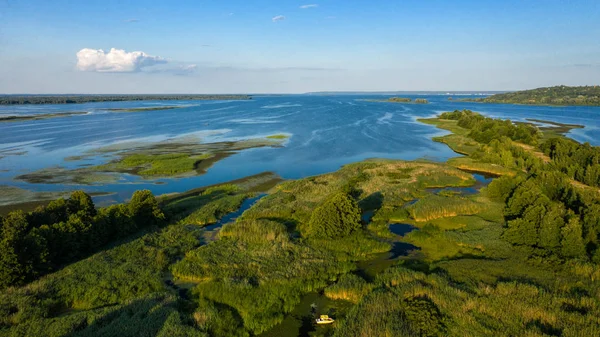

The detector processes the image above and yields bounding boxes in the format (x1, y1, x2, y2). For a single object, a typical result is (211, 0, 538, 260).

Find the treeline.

(541, 137, 600, 188)
(488, 173, 600, 262)
(473, 138, 544, 172)
(440, 109, 540, 145)
(0, 95, 252, 105)
(464, 85, 600, 106)
(0, 190, 165, 289)
(438, 110, 600, 261)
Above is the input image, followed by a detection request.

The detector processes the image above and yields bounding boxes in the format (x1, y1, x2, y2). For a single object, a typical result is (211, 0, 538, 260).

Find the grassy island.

(1, 111, 600, 336)
(462, 85, 600, 106)
(367, 97, 430, 104)
(16, 134, 290, 184)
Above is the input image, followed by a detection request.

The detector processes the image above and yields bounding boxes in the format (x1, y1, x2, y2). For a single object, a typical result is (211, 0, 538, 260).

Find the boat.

(315, 315, 335, 325)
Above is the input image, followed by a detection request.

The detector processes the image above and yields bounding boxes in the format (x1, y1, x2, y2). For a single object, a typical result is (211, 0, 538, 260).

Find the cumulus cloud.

(272, 15, 285, 22)
(76, 48, 167, 72)
(300, 4, 318, 9)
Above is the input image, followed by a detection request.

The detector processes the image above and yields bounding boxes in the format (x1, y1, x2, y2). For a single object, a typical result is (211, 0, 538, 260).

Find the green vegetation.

(388, 97, 412, 102)
(2, 108, 600, 336)
(0, 95, 252, 105)
(0, 190, 165, 289)
(0, 112, 88, 123)
(16, 135, 288, 185)
(266, 134, 290, 140)
(369, 97, 430, 104)
(324, 274, 373, 303)
(306, 192, 362, 238)
(463, 85, 600, 106)
(97, 153, 213, 177)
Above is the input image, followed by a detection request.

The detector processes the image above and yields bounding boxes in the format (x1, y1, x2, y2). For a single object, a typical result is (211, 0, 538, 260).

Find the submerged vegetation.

(1, 106, 599, 336)
(106, 106, 184, 113)
(0, 112, 88, 123)
(462, 85, 600, 106)
(0, 95, 252, 105)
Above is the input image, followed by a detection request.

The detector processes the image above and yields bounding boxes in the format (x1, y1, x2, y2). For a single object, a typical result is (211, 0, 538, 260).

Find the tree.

(0, 211, 46, 288)
(128, 190, 165, 228)
(46, 198, 69, 224)
(67, 191, 97, 220)
(538, 203, 566, 253)
(561, 217, 586, 259)
(307, 192, 362, 238)
(97, 203, 136, 238)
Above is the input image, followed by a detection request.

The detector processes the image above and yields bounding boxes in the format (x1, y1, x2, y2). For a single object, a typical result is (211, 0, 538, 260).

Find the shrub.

(306, 192, 361, 238)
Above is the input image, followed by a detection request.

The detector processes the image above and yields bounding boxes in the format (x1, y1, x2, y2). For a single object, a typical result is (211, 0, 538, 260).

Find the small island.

(367, 97, 429, 104)
(461, 85, 600, 106)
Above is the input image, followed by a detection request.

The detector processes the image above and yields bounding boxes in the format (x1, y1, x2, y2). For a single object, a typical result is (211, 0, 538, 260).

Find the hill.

(463, 85, 600, 106)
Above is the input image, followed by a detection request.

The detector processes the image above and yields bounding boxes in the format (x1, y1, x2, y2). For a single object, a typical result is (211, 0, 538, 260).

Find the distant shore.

(0, 94, 252, 105)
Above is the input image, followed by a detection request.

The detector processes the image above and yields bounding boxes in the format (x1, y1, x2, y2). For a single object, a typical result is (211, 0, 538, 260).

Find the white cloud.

(123, 18, 139, 23)
(76, 48, 167, 72)
(300, 4, 318, 9)
(272, 15, 285, 22)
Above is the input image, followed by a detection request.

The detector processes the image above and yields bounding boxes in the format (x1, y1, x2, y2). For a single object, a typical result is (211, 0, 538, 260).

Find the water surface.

(1, 95, 599, 204)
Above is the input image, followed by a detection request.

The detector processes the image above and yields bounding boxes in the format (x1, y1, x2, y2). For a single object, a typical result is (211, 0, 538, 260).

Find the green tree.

(67, 191, 97, 220)
(0, 211, 46, 288)
(538, 203, 566, 253)
(97, 203, 136, 238)
(307, 192, 362, 238)
(128, 190, 165, 228)
(561, 217, 586, 259)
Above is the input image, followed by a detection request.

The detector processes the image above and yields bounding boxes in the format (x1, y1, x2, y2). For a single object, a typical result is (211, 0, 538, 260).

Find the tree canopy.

(307, 192, 362, 238)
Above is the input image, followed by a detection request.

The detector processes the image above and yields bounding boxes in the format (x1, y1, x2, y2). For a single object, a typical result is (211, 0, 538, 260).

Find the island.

(1, 111, 599, 337)
(462, 85, 600, 106)
(0, 94, 252, 105)
(366, 97, 429, 104)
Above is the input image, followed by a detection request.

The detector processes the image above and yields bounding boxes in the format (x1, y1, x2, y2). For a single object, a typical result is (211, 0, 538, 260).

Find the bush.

(306, 192, 361, 238)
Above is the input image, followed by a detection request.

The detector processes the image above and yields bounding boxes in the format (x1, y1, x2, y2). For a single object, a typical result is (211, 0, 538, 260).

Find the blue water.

(1, 95, 599, 204)
(203, 194, 265, 231)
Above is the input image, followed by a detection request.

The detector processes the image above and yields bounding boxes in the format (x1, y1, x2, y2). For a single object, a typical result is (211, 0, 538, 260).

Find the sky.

(1, 0, 599, 94)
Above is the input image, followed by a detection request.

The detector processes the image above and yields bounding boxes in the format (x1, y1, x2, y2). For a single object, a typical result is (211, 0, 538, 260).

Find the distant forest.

(463, 85, 600, 106)
(0, 95, 252, 105)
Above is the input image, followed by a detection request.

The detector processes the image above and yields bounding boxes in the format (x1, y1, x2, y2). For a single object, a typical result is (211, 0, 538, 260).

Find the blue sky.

(1, 0, 599, 93)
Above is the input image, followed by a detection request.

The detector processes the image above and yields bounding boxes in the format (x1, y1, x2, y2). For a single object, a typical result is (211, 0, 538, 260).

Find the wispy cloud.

(76, 48, 167, 72)
(325, 16, 336, 19)
(300, 4, 318, 9)
(123, 18, 139, 23)
(572, 63, 598, 68)
(272, 15, 286, 22)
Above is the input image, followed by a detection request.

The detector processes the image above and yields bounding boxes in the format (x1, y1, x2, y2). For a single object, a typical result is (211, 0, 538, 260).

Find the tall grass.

(408, 195, 482, 222)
